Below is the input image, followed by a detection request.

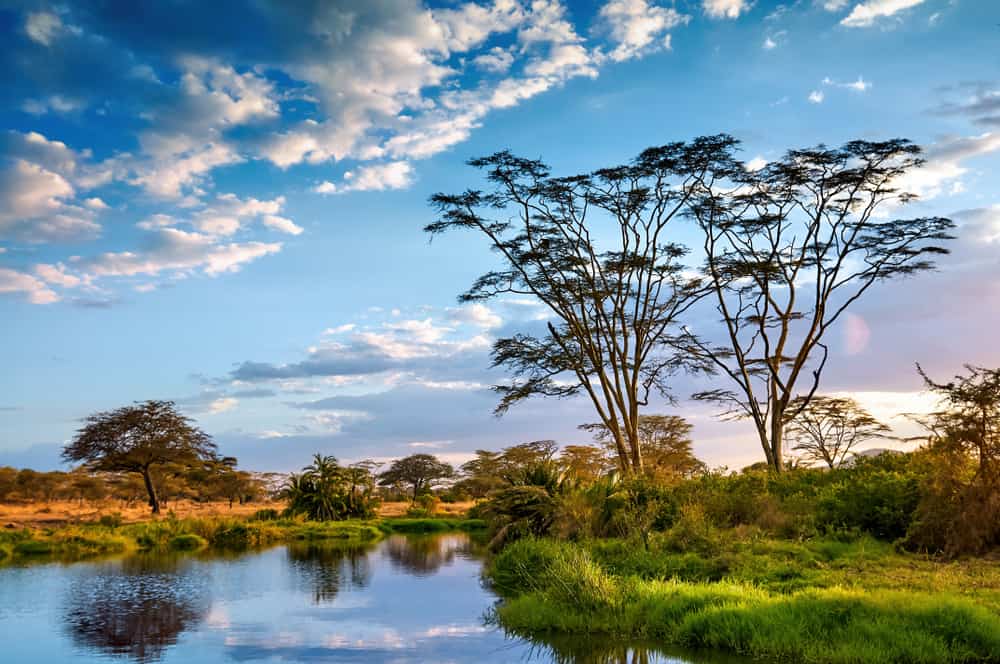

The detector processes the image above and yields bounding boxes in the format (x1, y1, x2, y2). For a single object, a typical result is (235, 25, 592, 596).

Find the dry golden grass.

(377, 500, 476, 517)
(0, 500, 268, 527)
(0, 499, 476, 527)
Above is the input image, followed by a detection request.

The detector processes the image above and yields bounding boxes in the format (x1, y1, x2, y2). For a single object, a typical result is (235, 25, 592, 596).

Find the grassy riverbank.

(487, 536, 1000, 663)
(0, 513, 485, 562)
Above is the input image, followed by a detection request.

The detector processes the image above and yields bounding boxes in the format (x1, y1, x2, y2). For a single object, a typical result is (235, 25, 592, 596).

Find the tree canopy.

(427, 140, 724, 474)
(378, 454, 454, 499)
(684, 137, 954, 470)
(62, 400, 217, 513)
(784, 396, 890, 468)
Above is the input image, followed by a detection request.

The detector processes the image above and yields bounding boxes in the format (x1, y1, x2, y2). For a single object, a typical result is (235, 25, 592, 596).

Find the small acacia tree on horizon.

(784, 396, 891, 469)
(378, 453, 454, 500)
(427, 140, 733, 475)
(62, 400, 216, 514)
(684, 137, 955, 471)
(581, 414, 706, 481)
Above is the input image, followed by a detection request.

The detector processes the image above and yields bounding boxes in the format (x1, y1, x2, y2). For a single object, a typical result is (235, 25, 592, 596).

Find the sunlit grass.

(488, 537, 1000, 663)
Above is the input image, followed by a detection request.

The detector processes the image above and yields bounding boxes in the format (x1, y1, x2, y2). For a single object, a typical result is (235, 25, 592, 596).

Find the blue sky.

(2, 0, 999, 471)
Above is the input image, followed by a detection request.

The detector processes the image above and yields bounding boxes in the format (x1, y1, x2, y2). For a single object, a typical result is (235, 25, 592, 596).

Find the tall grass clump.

(490, 540, 1000, 663)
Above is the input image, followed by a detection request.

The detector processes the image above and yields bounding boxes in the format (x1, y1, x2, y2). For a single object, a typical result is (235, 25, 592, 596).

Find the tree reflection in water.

(62, 554, 209, 663)
(383, 533, 470, 576)
(286, 542, 374, 603)
(517, 633, 750, 664)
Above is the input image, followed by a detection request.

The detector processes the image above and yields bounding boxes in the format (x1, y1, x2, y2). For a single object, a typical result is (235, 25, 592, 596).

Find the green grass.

(0, 514, 484, 563)
(488, 538, 1000, 663)
(379, 517, 487, 534)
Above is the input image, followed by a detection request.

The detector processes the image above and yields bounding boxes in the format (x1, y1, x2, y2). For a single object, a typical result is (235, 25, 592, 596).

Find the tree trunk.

(770, 408, 785, 472)
(141, 467, 160, 514)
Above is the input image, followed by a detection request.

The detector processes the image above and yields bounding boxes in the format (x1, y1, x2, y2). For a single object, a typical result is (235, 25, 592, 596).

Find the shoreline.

(0, 513, 486, 563)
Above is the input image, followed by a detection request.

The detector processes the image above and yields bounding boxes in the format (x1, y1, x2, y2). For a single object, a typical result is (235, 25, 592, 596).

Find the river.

(0, 533, 747, 663)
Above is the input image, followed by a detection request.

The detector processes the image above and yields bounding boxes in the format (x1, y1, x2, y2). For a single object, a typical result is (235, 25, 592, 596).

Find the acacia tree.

(427, 139, 733, 474)
(62, 400, 216, 513)
(581, 414, 705, 480)
(685, 138, 955, 471)
(378, 454, 454, 499)
(784, 396, 890, 468)
(916, 365, 1000, 480)
(909, 365, 1000, 554)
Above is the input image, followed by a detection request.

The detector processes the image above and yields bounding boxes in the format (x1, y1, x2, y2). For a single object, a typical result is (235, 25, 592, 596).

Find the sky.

(2, 0, 999, 472)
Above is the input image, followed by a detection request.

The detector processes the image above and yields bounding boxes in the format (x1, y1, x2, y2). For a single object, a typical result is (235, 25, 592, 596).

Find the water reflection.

(0, 533, 752, 664)
(521, 634, 752, 664)
(383, 532, 469, 575)
(62, 554, 209, 662)
(286, 542, 373, 603)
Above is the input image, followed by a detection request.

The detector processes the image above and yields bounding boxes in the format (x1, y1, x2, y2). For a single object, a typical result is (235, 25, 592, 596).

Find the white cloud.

(33, 263, 82, 288)
(24, 11, 62, 46)
(408, 440, 453, 448)
(208, 397, 238, 414)
(897, 133, 1000, 201)
(0, 267, 60, 304)
(83, 197, 108, 210)
(0, 160, 101, 243)
(763, 36, 777, 49)
(22, 95, 83, 115)
(447, 303, 503, 329)
(472, 46, 515, 73)
(597, 0, 689, 63)
(823, 76, 872, 92)
(83, 228, 282, 278)
(746, 156, 768, 171)
(808, 90, 825, 104)
(702, 0, 751, 20)
(262, 215, 303, 236)
(315, 161, 415, 194)
(840, 0, 926, 28)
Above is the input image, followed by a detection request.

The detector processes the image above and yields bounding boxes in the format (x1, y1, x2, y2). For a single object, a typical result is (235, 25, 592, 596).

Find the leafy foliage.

(428, 142, 719, 474)
(62, 400, 218, 513)
(785, 396, 891, 468)
(284, 454, 378, 521)
(685, 138, 954, 470)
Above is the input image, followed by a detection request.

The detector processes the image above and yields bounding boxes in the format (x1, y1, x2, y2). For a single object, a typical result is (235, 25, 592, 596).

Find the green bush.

(97, 513, 123, 528)
(169, 534, 207, 551)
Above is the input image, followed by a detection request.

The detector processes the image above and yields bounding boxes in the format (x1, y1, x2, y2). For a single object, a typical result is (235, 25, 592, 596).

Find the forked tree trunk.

(141, 467, 160, 514)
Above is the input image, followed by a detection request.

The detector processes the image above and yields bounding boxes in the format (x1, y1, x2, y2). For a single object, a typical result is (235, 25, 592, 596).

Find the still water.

(0, 534, 745, 663)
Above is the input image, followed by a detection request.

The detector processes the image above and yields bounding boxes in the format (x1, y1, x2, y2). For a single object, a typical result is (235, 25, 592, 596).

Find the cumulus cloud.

(472, 46, 515, 73)
(808, 90, 825, 103)
(0, 267, 60, 304)
(24, 11, 62, 46)
(840, 0, 926, 28)
(82, 228, 282, 278)
(702, 0, 751, 20)
(896, 133, 1000, 201)
(0, 160, 100, 243)
(597, 0, 689, 63)
(229, 305, 503, 384)
(314, 161, 414, 194)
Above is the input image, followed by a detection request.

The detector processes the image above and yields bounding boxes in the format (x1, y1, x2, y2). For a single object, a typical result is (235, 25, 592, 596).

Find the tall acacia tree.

(63, 400, 216, 513)
(685, 138, 955, 471)
(784, 396, 891, 469)
(427, 138, 733, 474)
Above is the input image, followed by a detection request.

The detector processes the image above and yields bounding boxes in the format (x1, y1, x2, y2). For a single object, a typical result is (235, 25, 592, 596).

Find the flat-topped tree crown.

(686, 137, 955, 471)
(62, 399, 216, 513)
(426, 137, 739, 475)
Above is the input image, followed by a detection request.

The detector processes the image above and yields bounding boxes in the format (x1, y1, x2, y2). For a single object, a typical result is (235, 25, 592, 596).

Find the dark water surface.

(0, 534, 746, 663)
